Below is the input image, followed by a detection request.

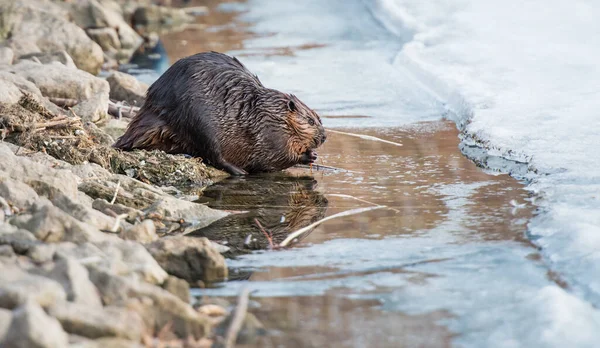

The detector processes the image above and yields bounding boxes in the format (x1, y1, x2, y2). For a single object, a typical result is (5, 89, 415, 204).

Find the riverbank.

(0, 0, 267, 346)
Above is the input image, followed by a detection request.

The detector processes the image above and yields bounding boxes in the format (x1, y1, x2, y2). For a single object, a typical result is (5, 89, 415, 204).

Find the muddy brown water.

(155, 3, 545, 347)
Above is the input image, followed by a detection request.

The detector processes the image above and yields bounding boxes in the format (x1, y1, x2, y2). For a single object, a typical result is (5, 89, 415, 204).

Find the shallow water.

(150, 1, 563, 347)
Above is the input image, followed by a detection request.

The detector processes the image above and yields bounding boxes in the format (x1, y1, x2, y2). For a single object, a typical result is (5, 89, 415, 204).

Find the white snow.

(369, 0, 600, 314)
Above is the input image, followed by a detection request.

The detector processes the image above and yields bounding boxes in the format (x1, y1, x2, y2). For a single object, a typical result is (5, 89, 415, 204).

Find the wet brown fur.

(114, 51, 326, 175)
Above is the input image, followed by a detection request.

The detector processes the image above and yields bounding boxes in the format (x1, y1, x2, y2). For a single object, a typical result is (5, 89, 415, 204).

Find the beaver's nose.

(321, 134, 327, 144)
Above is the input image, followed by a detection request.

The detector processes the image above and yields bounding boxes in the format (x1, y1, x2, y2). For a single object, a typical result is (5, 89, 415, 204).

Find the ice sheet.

(368, 0, 600, 313)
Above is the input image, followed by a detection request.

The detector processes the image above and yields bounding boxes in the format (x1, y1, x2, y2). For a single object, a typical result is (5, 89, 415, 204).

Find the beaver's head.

(283, 94, 326, 155)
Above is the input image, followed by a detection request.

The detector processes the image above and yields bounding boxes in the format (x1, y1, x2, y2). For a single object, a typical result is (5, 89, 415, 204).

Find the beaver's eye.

(308, 118, 315, 126)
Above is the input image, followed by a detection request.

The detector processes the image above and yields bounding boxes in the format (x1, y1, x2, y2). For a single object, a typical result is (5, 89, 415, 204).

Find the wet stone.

(146, 236, 228, 284)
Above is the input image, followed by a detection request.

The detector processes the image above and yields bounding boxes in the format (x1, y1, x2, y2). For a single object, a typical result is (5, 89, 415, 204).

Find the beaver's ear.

(287, 99, 297, 112)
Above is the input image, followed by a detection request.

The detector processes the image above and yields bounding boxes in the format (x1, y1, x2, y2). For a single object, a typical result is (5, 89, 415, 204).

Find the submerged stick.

(279, 205, 386, 247)
(224, 287, 251, 348)
(326, 129, 403, 147)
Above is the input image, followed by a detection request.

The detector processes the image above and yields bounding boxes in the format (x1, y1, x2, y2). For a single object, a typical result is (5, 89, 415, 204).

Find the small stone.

(3, 300, 69, 348)
(0, 175, 40, 209)
(162, 275, 190, 303)
(146, 236, 228, 284)
(0, 223, 39, 255)
(107, 71, 148, 106)
(119, 220, 157, 243)
(197, 304, 226, 318)
(15, 51, 76, 69)
(0, 266, 67, 309)
(48, 301, 144, 341)
(93, 240, 168, 284)
(0, 47, 13, 65)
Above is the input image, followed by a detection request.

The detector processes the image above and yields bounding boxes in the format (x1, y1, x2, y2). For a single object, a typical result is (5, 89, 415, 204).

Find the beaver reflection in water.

(114, 51, 327, 175)
(188, 173, 328, 254)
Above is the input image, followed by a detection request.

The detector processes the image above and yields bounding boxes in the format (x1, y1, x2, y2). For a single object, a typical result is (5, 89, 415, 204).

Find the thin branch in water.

(326, 129, 403, 147)
(110, 180, 121, 204)
(224, 287, 251, 348)
(294, 163, 359, 173)
(279, 205, 386, 247)
(327, 193, 400, 213)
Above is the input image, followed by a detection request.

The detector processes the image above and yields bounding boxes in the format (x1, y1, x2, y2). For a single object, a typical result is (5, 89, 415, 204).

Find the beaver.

(113, 51, 326, 175)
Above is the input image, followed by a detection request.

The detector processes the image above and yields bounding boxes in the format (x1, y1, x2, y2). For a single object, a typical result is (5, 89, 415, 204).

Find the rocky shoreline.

(0, 0, 260, 346)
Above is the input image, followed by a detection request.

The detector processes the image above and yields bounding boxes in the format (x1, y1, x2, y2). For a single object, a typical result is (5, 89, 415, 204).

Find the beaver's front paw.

(300, 149, 318, 164)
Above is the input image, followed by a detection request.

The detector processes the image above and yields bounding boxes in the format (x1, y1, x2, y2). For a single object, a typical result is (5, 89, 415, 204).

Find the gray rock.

(88, 268, 209, 339)
(48, 301, 143, 341)
(15, 51, 76, 69)
(0, 223, 39, 255)
(2, 1, 103, 74)
(0, 266, 66, 309)
(3, 300, 69, 348)
(0, 47, 13, 65)
(9, 199, 117, 244)
(0, 143, 79, 200)
(86, 28, 121, 53)
(8, 61, 110, 122)
(147, 195, 229, 229)
(93, 240, 168, 284)
(106, 72, 148, 106)
(162, 275, 190, 303)
(68, 0, 142, 51)
(0, 174, 40, 209)
(26, 243, 60, 263)
(146, 236, 227, 284)
(36, 257, 102, 308)
(0, 308, 12, 343)
(50, 193, 118, 233)
(119, 220, 157, 243)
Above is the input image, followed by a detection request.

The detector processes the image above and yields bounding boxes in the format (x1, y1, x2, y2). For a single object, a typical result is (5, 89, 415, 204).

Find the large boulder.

(3, 300, 69, 348)
(0, 72, 62, 113)
(7, 61, 110, 122)
(146, 236, 228, 284)
(0, 0, 103, 74)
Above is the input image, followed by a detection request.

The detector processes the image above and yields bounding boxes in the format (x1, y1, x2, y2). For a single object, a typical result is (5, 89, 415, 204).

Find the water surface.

(150, 2, 561, 347)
